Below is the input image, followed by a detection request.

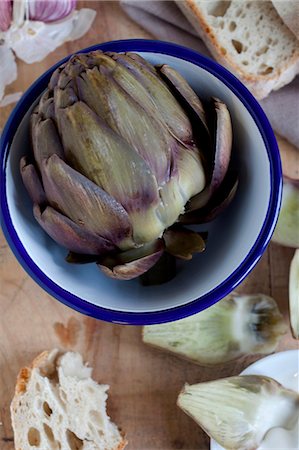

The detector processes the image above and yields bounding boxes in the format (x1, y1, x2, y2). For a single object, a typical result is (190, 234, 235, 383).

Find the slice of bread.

(177, 0, 299, 99)
(272, 1, 299, 39)
(11, 350, 127, 450)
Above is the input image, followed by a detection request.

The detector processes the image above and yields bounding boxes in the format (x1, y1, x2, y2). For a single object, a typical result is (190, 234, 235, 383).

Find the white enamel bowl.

(0, 40, 282, 324)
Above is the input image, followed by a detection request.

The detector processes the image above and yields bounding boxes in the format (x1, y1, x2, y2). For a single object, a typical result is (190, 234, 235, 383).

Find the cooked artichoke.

(177, 375, 299, 450)
(21, 51, 236, 281)
(289, 249, 299, 339)
(272, 178, 299, 248)
(143, 293, 286, 364)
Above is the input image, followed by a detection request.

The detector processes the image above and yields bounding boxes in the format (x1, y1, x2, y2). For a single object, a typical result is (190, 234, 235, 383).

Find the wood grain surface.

(0, 2, 298, 450)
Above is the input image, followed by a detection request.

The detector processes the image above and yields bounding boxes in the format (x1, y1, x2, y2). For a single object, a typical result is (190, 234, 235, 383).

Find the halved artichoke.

(21, 51, 237, 281)
(143, 293, 286, 365)
(177, 375, 299, 450)
(272, 178, 299, 248)
(289, 249, 299, 339)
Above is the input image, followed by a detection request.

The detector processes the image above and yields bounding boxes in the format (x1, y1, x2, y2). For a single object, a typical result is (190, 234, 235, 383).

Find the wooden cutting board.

(0, 3, 298, 449)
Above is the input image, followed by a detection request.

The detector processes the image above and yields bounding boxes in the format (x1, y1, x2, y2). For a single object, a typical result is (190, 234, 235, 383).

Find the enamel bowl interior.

(2, 42, 280, 324)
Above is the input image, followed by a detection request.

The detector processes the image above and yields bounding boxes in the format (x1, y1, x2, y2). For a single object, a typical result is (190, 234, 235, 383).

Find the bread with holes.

(272, 1, 299, 39)
(177, 0, 299, 99)
(10, 350, 127, 450)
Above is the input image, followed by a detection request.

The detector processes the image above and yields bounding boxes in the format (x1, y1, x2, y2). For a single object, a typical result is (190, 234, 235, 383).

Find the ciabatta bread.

(177, 0, 299, 99)
(11, 350, 127, 450)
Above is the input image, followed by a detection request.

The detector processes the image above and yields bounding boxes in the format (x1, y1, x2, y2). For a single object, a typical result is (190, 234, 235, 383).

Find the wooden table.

(0, 2, 298, 449)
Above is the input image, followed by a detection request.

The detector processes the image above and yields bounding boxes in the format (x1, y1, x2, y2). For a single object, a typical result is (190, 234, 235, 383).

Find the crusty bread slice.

(272, 1, 299, 39)
(177, 0, 299, 99)
(11, 350, 127, 450)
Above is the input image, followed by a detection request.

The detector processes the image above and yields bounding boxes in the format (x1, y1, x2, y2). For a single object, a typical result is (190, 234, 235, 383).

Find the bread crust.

(11, 350, 127, 450)
(178, 0, 299, 99)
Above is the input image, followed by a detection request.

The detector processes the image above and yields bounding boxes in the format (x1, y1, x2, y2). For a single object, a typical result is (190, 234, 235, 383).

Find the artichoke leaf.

(98, 240, 164, 280)
(77, 68, 172, 186)
(48, 63, 67, 90)
(188, 97, 232, 211)
(34, 204, 114, 255)
(159, 64, 209, 135)
(30, 113, 64, 171)
(143, 294, 286, 365)
(56, 101, 165, 244)
(289, 249, 299, 339)
(110, 53, 193, 144)
(37, 90, 55, 119)
(90, 52, 188, 147)
(20, 157, 46, 205)
(41, 154, 134, 250)
(124, 52, 157, 74)
(164, 228, 205, 260)
(159, 144, 206, 226)
(177, 376, 299, 450)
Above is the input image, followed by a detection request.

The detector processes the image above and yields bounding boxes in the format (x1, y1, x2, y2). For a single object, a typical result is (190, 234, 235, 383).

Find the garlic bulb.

(0, 0, 12, 31)
(177, 375, 299, 450)
(28, 0, 76, 23)
(289, 249, 299, 339)
(0, 0, 96, 106)
(143, 294, 286, 365)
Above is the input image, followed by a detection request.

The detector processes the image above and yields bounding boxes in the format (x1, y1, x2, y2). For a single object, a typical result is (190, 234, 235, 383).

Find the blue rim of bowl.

(0, 39, 282, 325)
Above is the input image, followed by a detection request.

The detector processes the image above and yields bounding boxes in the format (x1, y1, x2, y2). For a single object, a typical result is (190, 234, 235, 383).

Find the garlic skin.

(289, 249, 299, 339)
(4, 9, 96, 64)
(0, 45, 18, 104)
(143, 294, 286, 365)
(178, 376, 299, 450)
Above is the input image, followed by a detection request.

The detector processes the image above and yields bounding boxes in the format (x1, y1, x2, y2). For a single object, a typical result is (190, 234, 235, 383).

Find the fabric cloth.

(121, 0, 299, 149)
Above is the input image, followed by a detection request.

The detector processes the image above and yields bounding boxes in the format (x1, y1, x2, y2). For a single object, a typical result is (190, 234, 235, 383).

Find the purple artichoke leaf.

(187, 97, 233, 212)
(164, 227, 206, 260)
(210, 97, 233, 189)
(109, 53, 193, 144)
(38, 90, 55, 119)
(20, 156, 46, 206)
(158, 64, 210, 138)
(123, 52, 157, 74)
(41, 154, 134, 250)
(33, 204, 115, 255)
(31, 113, 64, 171)
(76, 68, 172, 186)
(49, 63, 67, 90)
(56, 101, 164, 244)
(98, 239, 164, 280)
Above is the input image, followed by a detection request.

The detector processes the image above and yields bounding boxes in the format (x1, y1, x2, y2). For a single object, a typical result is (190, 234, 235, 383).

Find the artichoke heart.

(177, 375, 299, 450)
(143, 293, 286, 364)
(21, 50, 237, 281)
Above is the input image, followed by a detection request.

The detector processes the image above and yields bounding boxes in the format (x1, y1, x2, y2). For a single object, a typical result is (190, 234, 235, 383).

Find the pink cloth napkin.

(121, 0, 299, 149)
